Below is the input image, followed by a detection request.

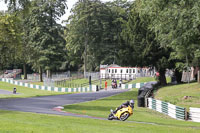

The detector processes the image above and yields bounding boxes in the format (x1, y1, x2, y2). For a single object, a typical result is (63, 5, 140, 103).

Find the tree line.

(0, 0, 200, 85)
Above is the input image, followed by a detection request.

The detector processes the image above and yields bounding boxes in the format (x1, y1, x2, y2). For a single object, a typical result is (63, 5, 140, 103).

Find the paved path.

(0, 89, 129, 116)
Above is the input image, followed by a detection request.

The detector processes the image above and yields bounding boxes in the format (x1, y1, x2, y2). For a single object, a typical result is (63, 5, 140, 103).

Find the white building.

(100, 64, 152, 80)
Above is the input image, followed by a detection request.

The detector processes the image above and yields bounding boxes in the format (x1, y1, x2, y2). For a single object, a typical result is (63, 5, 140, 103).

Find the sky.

(0, 0, 114, 25)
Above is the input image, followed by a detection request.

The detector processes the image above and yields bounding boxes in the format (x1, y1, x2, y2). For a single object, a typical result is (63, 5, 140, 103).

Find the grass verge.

(155, 82, 200, 109)
(0, 109, 199, 133)
(63, 89, 200, 130)
(129, 76, 171, 84)
(129, 77, 156, 84)
(0, 85, 200, 132)
(0, 81, 66, 98)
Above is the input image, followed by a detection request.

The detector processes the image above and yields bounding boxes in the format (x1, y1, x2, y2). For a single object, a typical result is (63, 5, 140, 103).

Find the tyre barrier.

(138, 81, 157, 107)
(0, 78, 97, 93)
(148, 98, 186, 120)
(189, 107, 200, 122)
(137, 96, 145, 107)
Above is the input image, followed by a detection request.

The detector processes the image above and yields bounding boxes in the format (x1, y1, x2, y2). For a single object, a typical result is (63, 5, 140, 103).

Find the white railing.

(189, 107, 200, 122)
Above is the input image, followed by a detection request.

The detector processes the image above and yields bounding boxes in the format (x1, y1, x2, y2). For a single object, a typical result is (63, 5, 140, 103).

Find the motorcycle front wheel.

(120, 112, 130, 121)
(108, 114, 114, 120)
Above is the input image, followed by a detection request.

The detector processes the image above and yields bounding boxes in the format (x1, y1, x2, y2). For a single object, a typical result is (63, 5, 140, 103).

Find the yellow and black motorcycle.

(108, 106, 133, 121)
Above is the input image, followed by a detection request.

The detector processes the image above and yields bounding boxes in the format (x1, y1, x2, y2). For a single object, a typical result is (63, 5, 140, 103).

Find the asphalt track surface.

(0, 89, 129, 117)
(0, 88, 162, 126)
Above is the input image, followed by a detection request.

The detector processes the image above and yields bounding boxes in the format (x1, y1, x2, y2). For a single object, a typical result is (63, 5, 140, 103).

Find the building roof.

(100, 64, 121, 69)
(100, 64, 108, 69)
(108, 64, 121, 68)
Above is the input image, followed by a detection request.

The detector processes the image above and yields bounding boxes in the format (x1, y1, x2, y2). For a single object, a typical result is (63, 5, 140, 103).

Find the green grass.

(155, 82, 200, 109)
(63, 89, 200, 130)
(0, 81, 66, 98)
(30, 82, 44, 86)
(0, 110, 199, 133)
(0, 85, 199, 132)
(129, 77, 156, 84)
(129, 76, 171, 84)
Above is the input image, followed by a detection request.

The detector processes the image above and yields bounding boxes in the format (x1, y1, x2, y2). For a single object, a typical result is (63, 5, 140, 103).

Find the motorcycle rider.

(113, 99, 135, 114)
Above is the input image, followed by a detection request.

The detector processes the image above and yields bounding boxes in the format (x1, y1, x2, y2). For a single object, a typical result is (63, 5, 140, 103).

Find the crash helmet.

(130, 99, 134, 106)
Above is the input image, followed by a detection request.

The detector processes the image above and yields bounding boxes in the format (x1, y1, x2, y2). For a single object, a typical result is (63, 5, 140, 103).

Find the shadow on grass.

(100, 92, 138, 101)
(65, 104, 115, 111)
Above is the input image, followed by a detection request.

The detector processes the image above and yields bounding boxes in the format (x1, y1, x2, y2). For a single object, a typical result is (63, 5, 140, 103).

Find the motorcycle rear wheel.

(120, 112, 130, 121)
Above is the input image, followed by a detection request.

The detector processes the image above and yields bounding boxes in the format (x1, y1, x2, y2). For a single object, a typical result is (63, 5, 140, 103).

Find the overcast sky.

(0, 0, 114, 25)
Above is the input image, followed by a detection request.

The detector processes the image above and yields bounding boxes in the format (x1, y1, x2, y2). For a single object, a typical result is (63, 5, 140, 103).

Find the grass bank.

(0, 81, 66, 98)
(129, 77, 156, 84)
(63, 89, 200, 131)
(0, 107, 199, 133)
(155, 82, 200, 109)
(129, 76, 171, 84)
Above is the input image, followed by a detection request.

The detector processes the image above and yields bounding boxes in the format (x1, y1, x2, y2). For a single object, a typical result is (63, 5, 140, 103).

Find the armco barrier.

(189, 107, 200, 122)
(121, 82, 145, 89)
(148, 98, 186, 120)
(0, 78, 97, 93)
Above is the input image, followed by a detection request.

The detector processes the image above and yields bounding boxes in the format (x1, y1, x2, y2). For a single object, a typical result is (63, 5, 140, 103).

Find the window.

(129, 69, 132, 73)
(109, 69, 110, 73)
(126, 69, 128, 73)
(115, 69, 117, 73)
(133, 69, 135, 73)
(112, 69, 114, 73)
(121, 69, 123, 73)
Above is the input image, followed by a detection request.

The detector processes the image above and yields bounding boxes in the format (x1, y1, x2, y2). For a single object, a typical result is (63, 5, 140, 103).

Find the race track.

(0, 89, 129, 116)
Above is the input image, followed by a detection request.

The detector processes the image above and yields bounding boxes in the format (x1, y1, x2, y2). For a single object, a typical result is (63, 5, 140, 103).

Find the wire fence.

(27, 71, 71, 81)
(42, 71, 100, 88)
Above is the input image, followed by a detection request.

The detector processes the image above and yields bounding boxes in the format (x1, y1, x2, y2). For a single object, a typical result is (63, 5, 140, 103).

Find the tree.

(66, 0, 112, 73)
(140, 0, 200, 83)
(0, 12, 22, 71)
(106, 0, 132, 65)
(65, 0, 132, 73)
(26, 0, 67, 81)
(3, 0, 32, 79)
(120, 0, 174, 85)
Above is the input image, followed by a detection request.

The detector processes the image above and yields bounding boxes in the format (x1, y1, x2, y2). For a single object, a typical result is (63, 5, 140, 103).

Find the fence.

(100, 71, 155, 80)
(121, 83, 145, 89)
(189, 107, 200, 122)
(54, 79, 91, 88)
(27, 72, 71, 81)
(148, 98, 186, 120)
(100, 74, 137, 80)
(1, 69, 22, 79)
(0, 78, 97, 93)
(44, 77, 98, 88)
(28, 71, 99, 87)
(84, 72, 100, 79)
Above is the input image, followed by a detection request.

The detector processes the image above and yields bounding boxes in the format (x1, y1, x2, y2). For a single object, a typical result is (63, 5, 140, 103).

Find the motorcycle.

(108, 105, 133, 121)
(112, 81, 117, 89)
